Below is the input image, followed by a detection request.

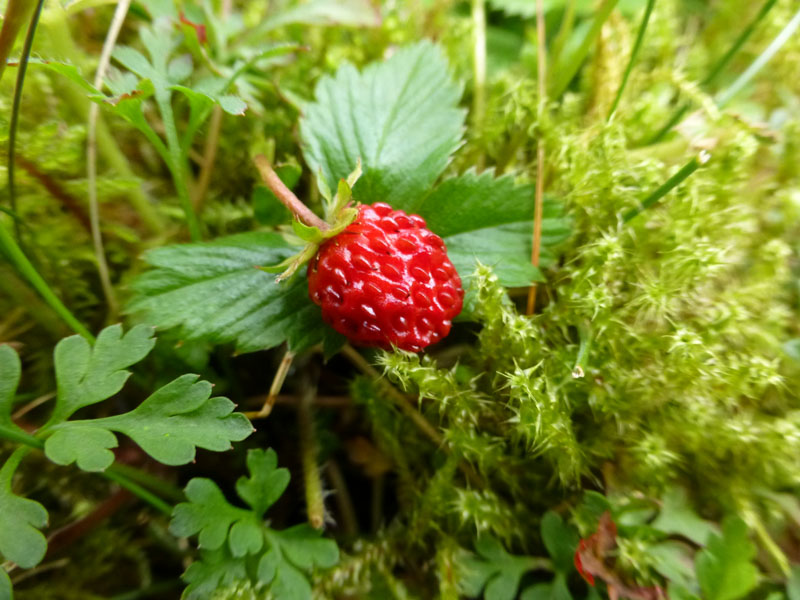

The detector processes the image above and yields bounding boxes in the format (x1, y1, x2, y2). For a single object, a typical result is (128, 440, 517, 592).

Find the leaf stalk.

(254, 155, 329, 231)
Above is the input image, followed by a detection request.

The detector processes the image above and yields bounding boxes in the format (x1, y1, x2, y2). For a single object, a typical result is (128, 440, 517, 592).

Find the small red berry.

(307, 203, 463, 352)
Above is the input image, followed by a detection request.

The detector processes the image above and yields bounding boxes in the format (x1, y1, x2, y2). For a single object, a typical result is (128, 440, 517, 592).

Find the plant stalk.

(471, 0, 487, 170)
(527, 0, 547, 316)
(623, 151, 710, 222)
(88, 0, 131, 320)
(298, 369, 326, 529)
(254, 155, 329, 230)
(607, 0, 655, 121)
(245, 349, 296, 419)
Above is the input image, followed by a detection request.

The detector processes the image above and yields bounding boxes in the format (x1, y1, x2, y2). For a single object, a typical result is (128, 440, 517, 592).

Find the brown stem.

(253, 155, 329, 231)
(244, 349, 295, 420)
(16, 155, 91, 233)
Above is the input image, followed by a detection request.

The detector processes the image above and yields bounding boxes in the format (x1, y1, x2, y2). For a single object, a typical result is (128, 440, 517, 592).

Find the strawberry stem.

(254, 154, 329, 231)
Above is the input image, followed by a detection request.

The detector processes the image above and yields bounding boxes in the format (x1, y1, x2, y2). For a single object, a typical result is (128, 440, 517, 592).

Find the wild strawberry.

(307, 203, 463, 352)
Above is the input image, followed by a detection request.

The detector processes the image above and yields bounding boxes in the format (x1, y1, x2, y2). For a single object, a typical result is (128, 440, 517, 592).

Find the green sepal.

(291, 219, 325, 244)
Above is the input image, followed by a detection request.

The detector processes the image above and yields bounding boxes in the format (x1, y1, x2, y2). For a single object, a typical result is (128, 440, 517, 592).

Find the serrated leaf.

(540, 511, 580, 573)
(652, 487, 717, 546)
(235, 448, 290, 518)
(417, 171, 570, 290)
(44, 425, 118, 472)
(49, 324, 156, 424)
(520, 574, 573, 600)
(695, 517, 758, 600)
(300, 41, 465, 210)
(170, 478, 263, 556)
(0, 345, 21, 429)
(272, 524, 340, 569)
(92, 374, 252, 466)
(112, 46, 155, 80)
(127, 231, 345, 354)
(0, 457, 48, 569)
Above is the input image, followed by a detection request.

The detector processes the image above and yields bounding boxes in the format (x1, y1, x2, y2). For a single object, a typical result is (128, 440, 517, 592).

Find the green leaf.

(695, 517, 759, 600)
(300, 41, 465, 211)
(235, 448, 290, 518)
(0, 568, 10, 600)
(457, 536, 540, 600)
(418, 171, 570, 289)
(93, 375, 252, 466)
(182, 546, 249, 600)
(0, 345, 21, 429)
(650, 541, 696, 589)
(787, 565, 800, 600)
(44, 425, 118, 472)
(271, 524, 340, 569)
(520, 574, 573, 600)
(0, 455, 48, 569)
(127, 232, 345, 354)
(170, 478, 263, 557)
(540, 511, 580, 573)
(651, 487, 717, 546)
(49, 324, 156, 424)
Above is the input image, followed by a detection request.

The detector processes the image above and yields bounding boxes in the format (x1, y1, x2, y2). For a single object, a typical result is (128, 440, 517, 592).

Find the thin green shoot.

(607, 0, 655, 122)
(7, 0, 45, 242)
(716, 7, 800, 108)
(550, 0, 619, 99)
(649, 0, 779, 143)
(623, 151, 710, 222)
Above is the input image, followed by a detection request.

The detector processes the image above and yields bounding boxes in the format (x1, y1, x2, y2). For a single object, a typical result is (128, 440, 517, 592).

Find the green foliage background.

(1, 0, 800, 598)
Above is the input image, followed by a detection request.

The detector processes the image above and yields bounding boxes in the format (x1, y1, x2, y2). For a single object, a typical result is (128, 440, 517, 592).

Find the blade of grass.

(527, 0, 547, 316)
(607, 0, 655, 121)
(623, 150, 711, 223)
(0, 0, 36, 84)
(549, 0, 577, 69)
(716, 7, 800, 108)
(550, 0, 619, 99)
(472, 0, 487, 170)
(88, 0, 131, 321)
(7, 0, 45, 242)
(649, 0, 779, 143)
(1, 0, 93, 342)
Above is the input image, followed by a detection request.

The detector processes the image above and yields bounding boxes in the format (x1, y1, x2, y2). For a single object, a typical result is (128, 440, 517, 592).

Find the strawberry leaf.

(127, 232, 345, 355)
(417, 171, 570, 290)
(695, 517, 758, 600)
(300, 41, 465, 211)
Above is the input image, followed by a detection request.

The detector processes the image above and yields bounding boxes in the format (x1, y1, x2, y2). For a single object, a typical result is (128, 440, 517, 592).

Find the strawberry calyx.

(253, 156, 362, 282)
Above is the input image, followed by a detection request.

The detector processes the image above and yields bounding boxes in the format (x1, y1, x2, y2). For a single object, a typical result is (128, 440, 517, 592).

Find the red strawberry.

(307, 203, 463, 352)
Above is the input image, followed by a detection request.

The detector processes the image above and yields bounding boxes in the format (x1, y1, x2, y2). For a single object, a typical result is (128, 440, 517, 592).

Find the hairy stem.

(298, 371, 326, 529)
(254, 155, 329, 230)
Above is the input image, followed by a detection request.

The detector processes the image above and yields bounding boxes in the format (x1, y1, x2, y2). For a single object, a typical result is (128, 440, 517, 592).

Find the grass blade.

(550, 0, 619, 99)
(649, 0, 779, 143)
(623, 151, 710, 223)
(607, 0, 655, 121)
(716, 7, 800, 108)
